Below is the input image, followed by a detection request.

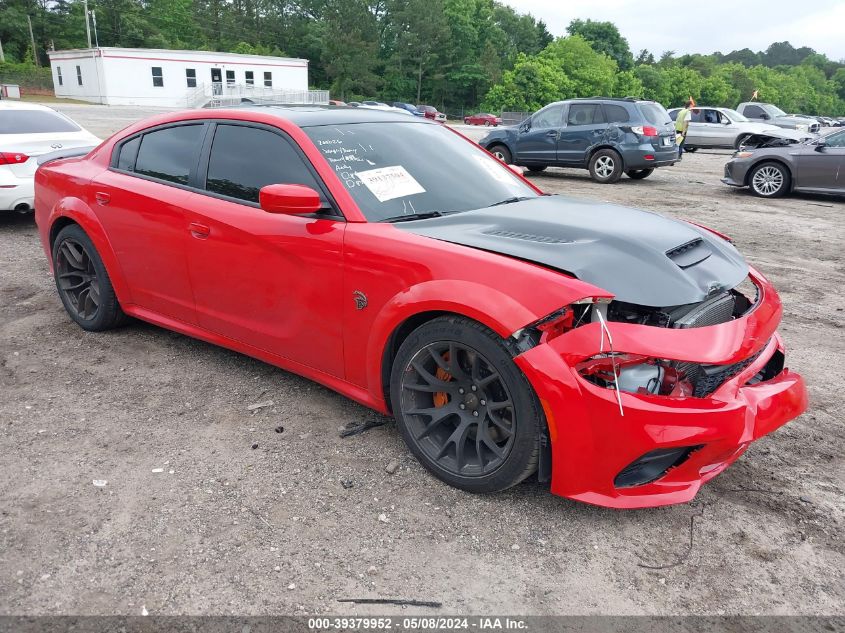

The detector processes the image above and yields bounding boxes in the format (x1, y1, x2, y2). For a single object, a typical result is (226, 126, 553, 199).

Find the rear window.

(603, 104, 630, 123)
(0, 109, 81, 134)
(637, 102, 671, 125)
(134, 124, 204, 185)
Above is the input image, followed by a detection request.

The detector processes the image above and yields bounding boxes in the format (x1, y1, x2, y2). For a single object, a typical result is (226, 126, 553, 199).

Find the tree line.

(1, 0, 844, 116)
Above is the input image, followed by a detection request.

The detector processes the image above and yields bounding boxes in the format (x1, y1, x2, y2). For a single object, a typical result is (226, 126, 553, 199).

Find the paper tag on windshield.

(355, 166, 425, 202)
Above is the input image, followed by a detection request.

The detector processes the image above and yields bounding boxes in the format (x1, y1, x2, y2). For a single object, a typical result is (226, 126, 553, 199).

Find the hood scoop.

(397, 196, 749, 307)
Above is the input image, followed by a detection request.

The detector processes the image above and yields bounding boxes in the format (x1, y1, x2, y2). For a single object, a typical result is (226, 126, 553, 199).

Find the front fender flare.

(365, 279, 541, 406)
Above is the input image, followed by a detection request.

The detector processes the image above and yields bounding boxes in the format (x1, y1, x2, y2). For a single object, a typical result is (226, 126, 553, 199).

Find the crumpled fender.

(43, 197, 132, 305)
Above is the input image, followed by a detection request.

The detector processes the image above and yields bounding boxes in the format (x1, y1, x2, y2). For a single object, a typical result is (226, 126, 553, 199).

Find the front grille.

(676, 346, 766, 397)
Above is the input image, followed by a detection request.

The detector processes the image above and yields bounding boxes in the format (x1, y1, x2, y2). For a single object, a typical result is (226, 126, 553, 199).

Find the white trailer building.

(47, 47, 327, 108)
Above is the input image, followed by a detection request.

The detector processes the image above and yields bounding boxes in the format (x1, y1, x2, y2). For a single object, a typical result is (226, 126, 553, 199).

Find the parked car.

(479, 97, 677, 183)
(416, 105, 447, 123)
(464, 112, 501, 127)
(392, 102, 424, 116)
(667, 106, 812, 150)
(722, 127, 845, 197)
(0, 101, 100, 213)
(360, 102, 414, 116)
(328, 100, 346, 106)
(346, 101, 361, 107)
(736, 102, 820, 134)
(34, 105, 805, 508)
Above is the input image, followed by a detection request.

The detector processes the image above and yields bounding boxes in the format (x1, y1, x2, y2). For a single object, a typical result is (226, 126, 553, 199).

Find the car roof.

(0, 100, 56, 111)
(234, 104, 435, 127)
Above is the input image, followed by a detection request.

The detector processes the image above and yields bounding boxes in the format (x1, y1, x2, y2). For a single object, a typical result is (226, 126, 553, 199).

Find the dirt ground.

(1, 104, 843, 617)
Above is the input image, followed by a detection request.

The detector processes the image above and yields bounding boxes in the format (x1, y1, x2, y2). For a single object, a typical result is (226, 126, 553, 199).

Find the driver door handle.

(546, 130, 558, 138)
(189, 222, 210, 239)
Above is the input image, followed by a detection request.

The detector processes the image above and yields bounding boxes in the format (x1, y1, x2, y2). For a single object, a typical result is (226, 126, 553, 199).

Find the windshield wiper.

(488, 196, 533, 207)
(381, 211, 445, 223)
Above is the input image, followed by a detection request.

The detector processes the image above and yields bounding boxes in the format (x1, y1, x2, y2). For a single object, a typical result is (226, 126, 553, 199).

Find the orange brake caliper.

(433, 352, 452, 408)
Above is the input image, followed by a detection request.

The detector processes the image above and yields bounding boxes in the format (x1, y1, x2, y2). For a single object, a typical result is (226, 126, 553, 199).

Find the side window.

(186, 69, 197, 88)
(205, 124, 323, 205)
(76, 65, 83, 86)
(532, 105, 563, 128)
(603, 104, 630, 123)
(690, 109, 703, 123)
(245, 71, 254, 85)
(745, 105, 764, 118)
(226, 70, 235, 85)
(151, 67, 163, 88)
(567, 104, 604, 126)
(134, 125, 205, 185)
(57, 66, 63, 86)
(263, 71, 272, 87)
(116, 136, 141, 171)
(826, 131, 845, 147)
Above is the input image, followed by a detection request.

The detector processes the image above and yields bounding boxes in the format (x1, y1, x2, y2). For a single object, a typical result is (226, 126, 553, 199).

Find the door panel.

(557, 103, 608, 164)
(796, 147, 845, 191)
(184, 196, 346, 377)
(515, 104, 564, 164)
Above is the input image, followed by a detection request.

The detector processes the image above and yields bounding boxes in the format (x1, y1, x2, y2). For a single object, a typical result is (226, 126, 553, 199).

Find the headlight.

(735, 151, 754, 158)
(576, 353, 692, 397)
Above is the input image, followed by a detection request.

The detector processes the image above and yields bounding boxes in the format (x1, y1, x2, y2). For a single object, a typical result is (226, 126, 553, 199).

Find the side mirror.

(760, 113, 770, 120)
(722, 118, 731, 125)
(814, 138, 827, 152)
(259, 183, 322, 215)
(519, 119, 531, 133)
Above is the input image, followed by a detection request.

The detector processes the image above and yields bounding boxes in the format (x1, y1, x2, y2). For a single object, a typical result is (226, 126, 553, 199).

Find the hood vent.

(666, 238, 711, 268)
(482, 229, 571, 244)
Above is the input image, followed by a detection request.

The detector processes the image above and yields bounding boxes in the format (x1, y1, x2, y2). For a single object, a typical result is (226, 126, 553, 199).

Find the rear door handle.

(546, 130, 558, 138)
(189, 222, 210, 239)
(94, 192, 110, 205)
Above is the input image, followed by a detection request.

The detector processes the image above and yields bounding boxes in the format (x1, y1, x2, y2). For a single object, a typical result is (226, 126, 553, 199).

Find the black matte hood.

(397, 195, 749, 307)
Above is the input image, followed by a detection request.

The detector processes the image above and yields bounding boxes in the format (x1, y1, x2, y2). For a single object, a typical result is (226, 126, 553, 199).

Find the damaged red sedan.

(34, 107, 807, 508)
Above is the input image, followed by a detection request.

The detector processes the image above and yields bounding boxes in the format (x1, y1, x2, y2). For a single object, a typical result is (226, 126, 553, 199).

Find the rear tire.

(52, 224, 126, 332)
(748, 161, 790, 198)
(589, 149, 623, 183)
(489, 144, 512, 164)
(390, 316, 542, 493)
(625, 168, 654, 180)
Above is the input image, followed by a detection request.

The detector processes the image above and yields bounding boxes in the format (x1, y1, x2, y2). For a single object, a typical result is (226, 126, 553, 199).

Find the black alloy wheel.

(52, 224, 126, 331)
(391, 317, 541, 493)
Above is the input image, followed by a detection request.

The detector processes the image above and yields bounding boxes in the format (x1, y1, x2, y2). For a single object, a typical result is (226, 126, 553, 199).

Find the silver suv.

(668, 106, 812, 150)
(736, 102, 821, 134)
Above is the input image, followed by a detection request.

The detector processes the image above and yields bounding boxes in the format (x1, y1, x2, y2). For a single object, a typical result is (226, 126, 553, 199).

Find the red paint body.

(463, 113, 502, 126)
(34, 108, 807, 509)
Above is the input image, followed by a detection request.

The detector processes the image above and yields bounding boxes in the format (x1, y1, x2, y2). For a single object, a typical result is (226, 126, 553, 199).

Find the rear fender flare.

(46, 198, 132, 305)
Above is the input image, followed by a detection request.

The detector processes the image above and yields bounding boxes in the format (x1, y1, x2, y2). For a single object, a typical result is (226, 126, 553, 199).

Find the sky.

(501, 0, 845, 61)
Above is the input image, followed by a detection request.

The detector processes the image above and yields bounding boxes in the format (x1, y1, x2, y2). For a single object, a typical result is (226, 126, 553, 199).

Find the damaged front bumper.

(514, 268, 807, 509)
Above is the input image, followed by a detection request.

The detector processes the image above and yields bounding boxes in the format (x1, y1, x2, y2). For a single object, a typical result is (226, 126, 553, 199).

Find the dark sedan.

(722, 128, 845, 197)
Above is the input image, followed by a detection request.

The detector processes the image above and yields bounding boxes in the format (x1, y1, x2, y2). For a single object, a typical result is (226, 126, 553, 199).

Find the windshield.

(722, 109, 749, 122)
(304, 122, 537, 222)
(0, 109, 81, 134)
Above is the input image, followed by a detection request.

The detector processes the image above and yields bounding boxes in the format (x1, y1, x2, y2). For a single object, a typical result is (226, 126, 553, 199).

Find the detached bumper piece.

(515, 268, 808, 509)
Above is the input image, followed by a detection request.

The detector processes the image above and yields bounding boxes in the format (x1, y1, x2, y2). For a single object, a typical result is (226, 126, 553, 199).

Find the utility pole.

(83, 0, 92, 48)
(90, 10, 99, 48)
(27, 15, 40, 66)
(0, 36, 5, 63)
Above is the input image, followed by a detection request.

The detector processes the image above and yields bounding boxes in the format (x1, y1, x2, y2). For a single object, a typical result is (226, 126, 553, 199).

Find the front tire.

(589, 149, 623, 183)
(390, 316, 541, 493)
(52, 224, 126, 331)
(488, 144, 512, 164)
(734, 134, 751, 150)
(748, 161, 790, 198)
(626, 168, 654, 180)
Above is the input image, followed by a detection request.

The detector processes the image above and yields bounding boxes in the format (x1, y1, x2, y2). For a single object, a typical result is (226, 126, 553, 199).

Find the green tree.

(566, 18, 633, 70)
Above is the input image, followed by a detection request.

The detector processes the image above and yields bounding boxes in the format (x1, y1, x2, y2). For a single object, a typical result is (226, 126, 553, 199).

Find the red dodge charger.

(34, 106, 807, 508)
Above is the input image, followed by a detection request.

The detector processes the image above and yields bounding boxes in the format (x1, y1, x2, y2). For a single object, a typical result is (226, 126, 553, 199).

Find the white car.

(0, 101, 101, 212)
(359, 101, 415, 117)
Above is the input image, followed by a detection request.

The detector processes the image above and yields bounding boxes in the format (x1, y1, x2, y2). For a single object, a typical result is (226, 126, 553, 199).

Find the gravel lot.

(1, 104, 843, 617)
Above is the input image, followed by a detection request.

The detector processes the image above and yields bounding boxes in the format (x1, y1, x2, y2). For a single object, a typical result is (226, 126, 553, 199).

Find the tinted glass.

(117, 136, 141, 171)
(825, 130, 845, 147)
(603, 104, 630, 123)
(134, 124, 204, 185)
(533, 105, 563, 128)
(304, 122, 537, 222)
(722, 108, 748, 122)
(744, 105, 764, 118)
(186, 68, 196, 88)
(567, 104, 603, 125)
(205, 124, 322, 204)
(637, 102, 672, 125)
(0, 109, 81, 134)
(152, 67, 163, 87)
